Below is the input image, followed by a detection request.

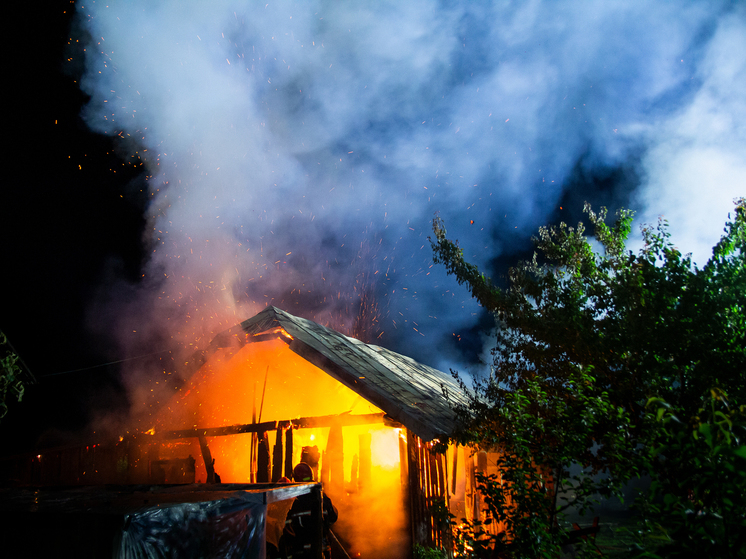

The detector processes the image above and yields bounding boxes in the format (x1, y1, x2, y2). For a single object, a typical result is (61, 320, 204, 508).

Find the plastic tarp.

(117, 497, 266, 558)
(0, 485, 283, 558)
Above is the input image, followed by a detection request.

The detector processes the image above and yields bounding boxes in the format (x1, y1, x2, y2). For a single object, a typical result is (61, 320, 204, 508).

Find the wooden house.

(2, 307, 500, 557)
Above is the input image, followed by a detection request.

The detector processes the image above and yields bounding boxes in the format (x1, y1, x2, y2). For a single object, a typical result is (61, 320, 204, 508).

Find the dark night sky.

(2, 1, 743, 453)
(2, 3, 148, 447)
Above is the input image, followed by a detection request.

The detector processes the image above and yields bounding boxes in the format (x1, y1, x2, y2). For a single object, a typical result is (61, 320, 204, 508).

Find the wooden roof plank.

(211, 306, 469, 441)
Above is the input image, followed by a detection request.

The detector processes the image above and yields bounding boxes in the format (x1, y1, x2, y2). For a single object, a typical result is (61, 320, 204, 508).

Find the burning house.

(147, 305, 475, 556)
(1, 307, 501, 557)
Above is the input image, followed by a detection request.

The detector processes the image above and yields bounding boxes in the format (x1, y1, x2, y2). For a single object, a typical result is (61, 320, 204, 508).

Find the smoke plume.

(76, 0, 745, 379)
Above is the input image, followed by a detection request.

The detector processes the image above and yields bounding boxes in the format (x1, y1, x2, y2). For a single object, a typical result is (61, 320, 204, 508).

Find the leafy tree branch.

(432, 198, 745, 557)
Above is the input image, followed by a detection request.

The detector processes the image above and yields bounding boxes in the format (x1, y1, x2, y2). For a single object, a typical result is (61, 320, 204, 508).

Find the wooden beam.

(163, 421, 278, 440)
(287, 412, 386, 429)
(161, 412, 391, 440)
(197, 435, 216, 484)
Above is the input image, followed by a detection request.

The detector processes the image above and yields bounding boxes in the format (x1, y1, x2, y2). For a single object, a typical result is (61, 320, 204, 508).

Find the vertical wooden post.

(474, 451, 487, 522)
(399, 431, 409, 489)
(399, 430, 413, 558)
(147, 441, 160, 483)
(272, 427, 283, 482)
(407, 429, 427, 547)
(477, 451, 488, 474)
(251, 381, 257, 483)
(436, 452, 446, 499)
(435, 451, 450, 551)
(257, 431, 271, 482)
(326, 424, 344, 494)
(428, 448, 439, 547)
(198, 435, 216, 484)
(464, 447, 475, 524)
(358, 433, 372, 493)
(451, 446, 458, 495)
(285, 425, 294, 479)
(250, 432, 256, 483)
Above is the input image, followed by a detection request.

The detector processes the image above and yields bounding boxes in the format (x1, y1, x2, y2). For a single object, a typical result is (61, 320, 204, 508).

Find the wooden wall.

(406, 429, 452, 552)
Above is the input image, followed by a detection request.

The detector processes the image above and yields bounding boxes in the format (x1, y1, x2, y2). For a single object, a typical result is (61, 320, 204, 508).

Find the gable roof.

(202, 306, 468, 441)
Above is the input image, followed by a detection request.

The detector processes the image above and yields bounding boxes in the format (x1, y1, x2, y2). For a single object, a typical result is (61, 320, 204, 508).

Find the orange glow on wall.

(148, 337, 409, 557)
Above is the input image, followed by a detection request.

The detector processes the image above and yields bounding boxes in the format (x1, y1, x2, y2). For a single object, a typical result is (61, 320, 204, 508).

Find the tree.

(641, 389, 746, 558)
(431, 199, 746, 557)
(0, 331, 34, 421)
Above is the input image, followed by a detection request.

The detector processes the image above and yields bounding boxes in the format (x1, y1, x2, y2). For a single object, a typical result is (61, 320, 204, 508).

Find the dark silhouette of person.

(283, 462, 338, 559)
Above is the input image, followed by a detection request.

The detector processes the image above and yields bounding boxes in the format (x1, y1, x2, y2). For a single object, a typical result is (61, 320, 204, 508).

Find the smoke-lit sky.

(2, 0, 744, 443)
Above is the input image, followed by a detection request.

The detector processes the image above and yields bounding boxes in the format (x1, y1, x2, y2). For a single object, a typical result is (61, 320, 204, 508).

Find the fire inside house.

(1, 307, 504, 557)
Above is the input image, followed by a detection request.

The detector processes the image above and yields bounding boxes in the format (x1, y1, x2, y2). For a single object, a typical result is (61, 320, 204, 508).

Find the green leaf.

(431, 200, 746, 558)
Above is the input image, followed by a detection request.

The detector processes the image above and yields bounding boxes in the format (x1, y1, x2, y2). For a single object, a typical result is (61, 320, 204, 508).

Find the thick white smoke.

(634, 11, 746, 264)
(76, 1, 745, 375)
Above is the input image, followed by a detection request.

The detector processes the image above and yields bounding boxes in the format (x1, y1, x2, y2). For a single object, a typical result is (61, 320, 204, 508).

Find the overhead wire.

(41, 349, 173, 377)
